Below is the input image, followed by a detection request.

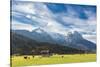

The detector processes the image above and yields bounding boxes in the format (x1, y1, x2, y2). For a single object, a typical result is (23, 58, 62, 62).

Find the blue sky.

(11, 1, 96, 43)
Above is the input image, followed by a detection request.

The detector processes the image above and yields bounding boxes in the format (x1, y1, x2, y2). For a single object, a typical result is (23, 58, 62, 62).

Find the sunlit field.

(11, 54, 96, 67)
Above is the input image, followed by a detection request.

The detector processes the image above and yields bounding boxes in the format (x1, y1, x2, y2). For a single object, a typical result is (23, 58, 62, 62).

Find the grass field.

(11, 54, 96, 67)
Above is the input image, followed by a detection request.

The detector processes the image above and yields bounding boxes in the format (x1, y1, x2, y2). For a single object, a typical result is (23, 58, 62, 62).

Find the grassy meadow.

(11, 54, 96, 67)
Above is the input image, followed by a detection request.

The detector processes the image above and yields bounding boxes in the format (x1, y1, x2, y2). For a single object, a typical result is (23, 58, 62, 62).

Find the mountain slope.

(11, 31, 86, 55)
(11, 29, 96, 55)
(65, 31, 96, 51)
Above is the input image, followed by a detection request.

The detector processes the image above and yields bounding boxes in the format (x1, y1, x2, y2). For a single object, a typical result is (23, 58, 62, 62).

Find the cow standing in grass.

(24, 56, 28, 59)
(61, 55, 64, 58)
(24, 56, 30, 59)
(32, 56, 35, 58)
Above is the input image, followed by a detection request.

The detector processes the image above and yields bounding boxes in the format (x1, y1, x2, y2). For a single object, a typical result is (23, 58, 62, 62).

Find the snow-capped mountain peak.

(11, 29, 96, 51)
(32, 27, 45, 33)
(66, 31, 83, 40)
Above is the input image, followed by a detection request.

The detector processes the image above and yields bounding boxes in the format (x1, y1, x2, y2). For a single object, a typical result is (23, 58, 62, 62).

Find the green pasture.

(11, 54, 96, 67)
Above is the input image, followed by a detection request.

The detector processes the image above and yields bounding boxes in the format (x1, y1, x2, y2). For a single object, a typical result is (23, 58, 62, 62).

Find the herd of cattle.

(12, 50, 87, 59)
(23, 50, 65, 59)
(23, 55, 64, 59)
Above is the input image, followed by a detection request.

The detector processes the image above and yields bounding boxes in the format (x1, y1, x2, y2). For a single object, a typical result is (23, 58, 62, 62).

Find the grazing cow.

(61, 56, 64, 58)
(24, 56, 28, 59)
(24, 56, 30, 59)
(32, 56, 35, 58)
(28, 57, 30, 59)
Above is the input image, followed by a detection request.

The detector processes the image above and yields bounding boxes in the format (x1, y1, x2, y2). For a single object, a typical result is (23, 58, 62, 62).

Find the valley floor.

(11, 54, 96, 67)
